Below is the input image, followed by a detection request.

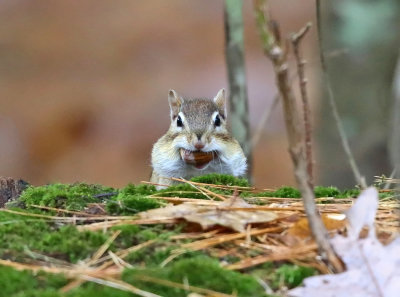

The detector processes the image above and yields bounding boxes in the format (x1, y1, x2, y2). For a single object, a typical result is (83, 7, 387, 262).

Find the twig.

(358, 242, 385, 297)
(226, 243, 317, 270)
(88, 230, 121, 265)
(291, 22, 314, 188)
(142, 179, 256, 191)
(80, 275, 162, 297)
(253, 0, 345, 273)
(60, 230, 122, 292)
(30, 205, 98, 216)
(389, 57, 400, 182)
(133, 274, 235, 297)
(384, 167, 398, 190)
(181, 226, 284, 251)
(171, 177, 227, 201)
(93, 192, 118, 199)
(315, 0, 366, 189)
(251, 93, 279, 147)
(0, 208, 135, 222)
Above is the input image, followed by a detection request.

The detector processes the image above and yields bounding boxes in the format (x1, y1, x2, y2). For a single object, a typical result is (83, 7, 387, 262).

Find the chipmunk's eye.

(214, 114, 221, 127)
(177, 115, 183, 127)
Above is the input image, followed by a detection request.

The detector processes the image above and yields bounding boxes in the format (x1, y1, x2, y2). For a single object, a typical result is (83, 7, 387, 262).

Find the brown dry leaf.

(287, 213, 347, 240)
(139, 197, 278, 232)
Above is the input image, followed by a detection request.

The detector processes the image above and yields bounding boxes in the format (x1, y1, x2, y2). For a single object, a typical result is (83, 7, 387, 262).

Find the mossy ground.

(1, 174, 394, 296)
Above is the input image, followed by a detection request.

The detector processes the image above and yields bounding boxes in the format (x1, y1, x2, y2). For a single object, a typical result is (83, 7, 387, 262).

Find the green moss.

(12, 291, 61, 297)
(273, 186, 301, 198)
(251, 185, 375, 200)
(0, 212, 52, 257)
(155, 174, 250, 200)
(122, 256, 267, 297)
(19, 183, 116, 211)
(109, 224, 187, 267)
(314, 186, 340, 198)
(106, 183, 163, 215)
(106, 195, 163, 215)
(0, 266, 135, 297)
(274, 264, 316, 288)
(337, 188, 361, 198)
(125, 244, 173, 266)
(252, 186, 301, 198)
(156, 183, 208, 199)
(0, 178, 366, 296)
(109, 224, 141, 248)
(0, 266, 67, 297)
(39, 225, 108, 263)
(251, 262, 317, 291)
(66, 284, 133, 297)
(119, 184, 157, 196)
(0, 211, 107, 263)
(190, 173, 250, 187)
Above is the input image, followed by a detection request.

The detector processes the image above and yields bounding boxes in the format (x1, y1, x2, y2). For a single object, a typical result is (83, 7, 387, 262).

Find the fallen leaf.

(139, 197, 278, 232)
(287, 213, 347, 240)
(289, 187, 400, 297)
(345, 187, 379, 240)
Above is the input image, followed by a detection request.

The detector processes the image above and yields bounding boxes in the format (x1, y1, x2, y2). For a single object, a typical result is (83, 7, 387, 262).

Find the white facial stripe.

(178, 112, 186, 122)
(211, 111, 219, 122)
(171, 112, 186, 132)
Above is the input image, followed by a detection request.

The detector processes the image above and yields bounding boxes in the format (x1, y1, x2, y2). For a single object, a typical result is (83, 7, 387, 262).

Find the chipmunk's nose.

(194, 141, 205, 150)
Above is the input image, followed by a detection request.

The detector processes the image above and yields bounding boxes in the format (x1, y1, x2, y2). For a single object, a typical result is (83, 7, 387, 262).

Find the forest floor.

(0, 174, 398, 297)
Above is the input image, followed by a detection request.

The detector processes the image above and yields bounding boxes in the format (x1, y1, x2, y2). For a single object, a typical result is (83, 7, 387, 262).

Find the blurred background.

(0, 0, 399, 189)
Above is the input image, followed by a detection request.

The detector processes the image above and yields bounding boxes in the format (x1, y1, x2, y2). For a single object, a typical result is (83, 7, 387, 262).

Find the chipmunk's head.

(167, 89, 229, 169)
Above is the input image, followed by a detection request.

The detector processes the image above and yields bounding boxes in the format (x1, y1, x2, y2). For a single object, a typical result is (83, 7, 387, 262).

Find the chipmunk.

(150, 89, 247, 188)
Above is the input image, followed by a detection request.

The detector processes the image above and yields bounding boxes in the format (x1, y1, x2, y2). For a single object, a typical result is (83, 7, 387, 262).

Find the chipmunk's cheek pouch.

(179, 148, 216, 169)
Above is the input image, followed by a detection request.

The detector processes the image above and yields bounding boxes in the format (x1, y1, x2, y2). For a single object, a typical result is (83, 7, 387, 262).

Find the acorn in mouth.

(180, 148, 216, 169)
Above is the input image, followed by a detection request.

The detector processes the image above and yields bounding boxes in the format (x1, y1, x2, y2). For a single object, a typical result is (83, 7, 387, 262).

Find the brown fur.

(150, 89, 246, 189)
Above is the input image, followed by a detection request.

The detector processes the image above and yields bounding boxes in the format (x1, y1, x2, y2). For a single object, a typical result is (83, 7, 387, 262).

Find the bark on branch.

(224, 0, 252, 179)
(291, 23, 314, 188)
(253, 0, 345, 273)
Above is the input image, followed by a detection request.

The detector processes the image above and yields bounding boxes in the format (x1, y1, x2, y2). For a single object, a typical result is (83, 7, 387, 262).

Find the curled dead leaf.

(139, 197, 278, 232)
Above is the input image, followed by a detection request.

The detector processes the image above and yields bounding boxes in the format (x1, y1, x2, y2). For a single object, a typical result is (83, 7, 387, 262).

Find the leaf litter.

(289, 187, 400, 297)
(1, 177, 399, 296)
(139, 195, 278, 232)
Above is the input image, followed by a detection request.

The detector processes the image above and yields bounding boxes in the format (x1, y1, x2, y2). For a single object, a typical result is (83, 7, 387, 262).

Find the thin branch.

(253, 0, 345, 273)
(251, 93, 279, 147)
(291, 22, 314, 188)
(315, 0, 366, 189)
(252, 74, 299, 148)
(384, 167, 397, 190)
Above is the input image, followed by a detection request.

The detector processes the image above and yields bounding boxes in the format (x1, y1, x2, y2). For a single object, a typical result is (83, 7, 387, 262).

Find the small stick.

(132, 274, 234, 297)
(251, 93, 280, 147)
(79, 275, 162, 297)
(88, 230, 121, 265)
(169, 177, 255, 191)
(60, 230, 122, 292)
(226, 243, 318, 270)
(30, 205, 98, 216)
(142, 179, 256, 191)
(171, 177, 227, 201)
(253, 0, 345, 273)
(181, 226, 284, 251)
(315, 0, 366, 189)
(291, 22, 314, 188)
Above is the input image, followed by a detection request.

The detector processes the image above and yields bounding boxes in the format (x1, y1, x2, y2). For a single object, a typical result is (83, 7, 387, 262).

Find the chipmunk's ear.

(168, 89, 183, 119)
(213, 88, 226, 118)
